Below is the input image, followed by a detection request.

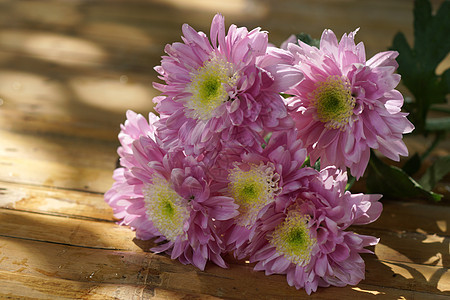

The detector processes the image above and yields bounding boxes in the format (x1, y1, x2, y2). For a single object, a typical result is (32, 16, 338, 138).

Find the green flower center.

(269, 206, 315, 266)
(200, 77, 221, 101)
(311, 75, 355, 130)
(162, 200, 175, 217)
(143, 175, 189, 241)
(186, 55, 239, 121)
(239, 185, 258, 203)
(287, 227, 308, 247)
(228, 162, 281, 227)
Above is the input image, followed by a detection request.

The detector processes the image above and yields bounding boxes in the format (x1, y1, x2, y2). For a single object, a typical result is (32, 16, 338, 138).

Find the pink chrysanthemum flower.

(246, 167, 382, 294)
(153, 14, 302, 160)
(283, 29, 414, 178)
(210, 130, 316, 258)
(105, 110, 238, 270)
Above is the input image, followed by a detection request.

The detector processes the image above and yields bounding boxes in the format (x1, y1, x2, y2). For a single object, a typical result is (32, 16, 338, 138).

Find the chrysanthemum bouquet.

(105, 14, 414, 294)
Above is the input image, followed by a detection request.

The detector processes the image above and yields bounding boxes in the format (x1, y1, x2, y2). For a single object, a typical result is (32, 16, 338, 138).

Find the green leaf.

(367, 152, 442, 202)
(295, 33, 320, 48)
(313, 158, 321, 171)
(439, 68, 450, 98)
(392, 32, 414, 76)
(402, 153, 422, 176)
(301, 156, 310, 168)
(413, 0, 433, 70)
(390, 0, 450, 134)
(345, 173, 356, 191)
(300, 156, 321, 171)
(414, 0, 450, 72)
(280, 93, 294, 99)
(418, 155, 450, 190)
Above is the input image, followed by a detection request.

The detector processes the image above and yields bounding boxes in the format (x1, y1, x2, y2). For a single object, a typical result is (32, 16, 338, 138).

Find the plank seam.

(0, 234, 128, 251)
(0, 207, 114, 223)
(0, 179, 107, 195)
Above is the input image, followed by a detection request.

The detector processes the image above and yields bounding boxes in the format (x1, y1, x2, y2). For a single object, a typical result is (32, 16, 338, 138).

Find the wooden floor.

(0, 0, 449, 299)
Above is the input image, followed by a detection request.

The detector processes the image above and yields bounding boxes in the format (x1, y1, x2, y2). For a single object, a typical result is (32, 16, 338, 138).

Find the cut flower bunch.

(105, 14, 413, 294)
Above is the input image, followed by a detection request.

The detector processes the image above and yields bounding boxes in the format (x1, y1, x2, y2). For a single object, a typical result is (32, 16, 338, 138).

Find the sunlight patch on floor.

(69, 76, 155, 114)
(0, 70, 68, 106)
(0, 30, 106, 67)
(153, 0, 267, 17)
(351, 287, 384, 295)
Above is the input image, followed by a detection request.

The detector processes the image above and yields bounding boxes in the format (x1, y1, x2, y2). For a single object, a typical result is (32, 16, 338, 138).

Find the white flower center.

(143, 175, 189, 241)
(311, 75, 355, 130)
(186, 55, 239, 121)
(269, 206, 315, 266)
(228, 162, 281, 227)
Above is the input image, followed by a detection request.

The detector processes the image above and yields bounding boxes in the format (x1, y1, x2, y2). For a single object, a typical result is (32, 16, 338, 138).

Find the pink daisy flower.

(210, 129, 316, 258)
(105, 111, 238, 270)
(246, 167, 382, 294)
(105, 110, 158, 224)
(153, 14, 302, 160)
(283, 29, 414, 178)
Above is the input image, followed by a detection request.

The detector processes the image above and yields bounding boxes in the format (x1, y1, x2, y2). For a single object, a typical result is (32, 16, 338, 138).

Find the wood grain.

(0, 203, 449, 296)
(0, 129, 117, 192)
(0, 0, 449, 298)
(0, 235, 449, 298)
(0, 181, 112, 220)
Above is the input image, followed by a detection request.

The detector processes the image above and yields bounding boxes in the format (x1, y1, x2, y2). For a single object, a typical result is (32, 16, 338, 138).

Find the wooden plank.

(0, 236, 448, 298)
(2, 179, 448, 236)
(0, 1, 446, 143)
(0, 53, 157, 141)
(0, 150, 113, 193)
(370, 201, 450, 236)
(0, 108, 121, 144)
(0, 236, 151, 285)
(2, 272, 447, 300)
(0, 0, 447, 299)
(0, 129, 117, 192)
(0, 0, 420, 57)
(350, 284, 450, 300)
(0, 181, 112, 221)
(1, 182, 448, 268)
(0, 208, 144, 251)
(0, 28, 162, 72)
(354, 227, 449, 268)
(0, 270, 224, 300)
(0, 206, 448, 271)
(364, 257, 450, 295)
(0, 270, 155, 300)
(1, 0, 442, 80)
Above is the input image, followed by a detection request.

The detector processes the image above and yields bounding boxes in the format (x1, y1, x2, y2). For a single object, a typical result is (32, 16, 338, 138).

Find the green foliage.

(391, 0, 450, 134)
(295, 33, 320, 48)
(367, 0, 450, 201)
(401, 153, 422, 176)
(367, 152, 442, 202)
(345, 173, 356, 191)
(418, 155, 450, 190)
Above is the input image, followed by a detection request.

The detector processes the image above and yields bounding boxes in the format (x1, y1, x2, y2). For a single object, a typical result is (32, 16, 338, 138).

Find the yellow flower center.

(311, 75, 355, 130)
(186, 55, 239, 121)
(269, 206, 315, 266)
(228, 162, 281, 227)
(143, 175, 189, 241)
